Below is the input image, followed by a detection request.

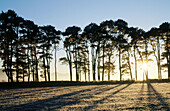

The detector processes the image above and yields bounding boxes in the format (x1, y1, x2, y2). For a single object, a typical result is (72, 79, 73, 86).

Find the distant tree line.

(0, 10, 169, 82)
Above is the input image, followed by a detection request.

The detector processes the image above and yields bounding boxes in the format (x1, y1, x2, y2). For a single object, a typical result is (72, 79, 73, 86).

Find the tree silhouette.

(114, 19, 128, 81)
(39, 25, 61, 82)
(19, 20, 38, 82)
(52, 30, 61, 81)
(81, 33, 91, 81)
(84, 23, 101, 81)
(105, 43, 116, 81)
(127, 27, 143, 80)
(62, 26, 81, 81)
(143, 30, 154, 80)
(100, 20, 115, 81)
(159, 22, 170, 79)
(147, 27, 162, 79)
(0, 10, 19, 82)
(1, 9, 170, 83)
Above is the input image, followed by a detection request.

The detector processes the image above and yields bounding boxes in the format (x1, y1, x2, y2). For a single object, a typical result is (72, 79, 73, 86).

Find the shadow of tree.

(147, 82, 169, 111)
(0, 86, 70, 101)
(82, 83, 132, 110)
(93, 84, 122, 95)
(3, 84, 122, 110)
(2, 83, 168, 111)
(133, 82, 145, 110)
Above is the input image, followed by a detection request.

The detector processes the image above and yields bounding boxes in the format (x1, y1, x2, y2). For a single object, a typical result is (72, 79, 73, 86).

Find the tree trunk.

(69, 60, 72, 81)
(88, 52, 90, 81)
(97, 43, 100, 81)
(134, 46, 137, 80)
(10, 41, 13, 82)
(23, 68, 25, 82)
(84, 54, 87, 81)
(16, 47, 19, 82)
(102, 42, 105, 81)
(137, 47, 144, 62)
(167, 49, 170, 79)
(75, 51, 79, 81)
(92, 47, 96, 81)
(157, 36, 162, 79)
(168, 59, 170, 79)
(55, 45, 57, 81)
(42, 46, 47, 81)
(79, 71, 81, 81)
(46, 55, 50, 82)
(145, 42, 148, 80)
(43, 56, 47, 82)
(16, 27, 19, 83)
(108, 56, 111, 81)
(167, 35, 170, 79)
(74, 44, 79, 81)
(67, 47, 72, 81)
(119, 48, 122, 81)
(35, 47, 39, 82)
(127, 50, 133, 80)
(27, 47, 31, 82)
(78, 49, 81, 81)
(84, 66, 87, 82)
(31, 46, 35, 82)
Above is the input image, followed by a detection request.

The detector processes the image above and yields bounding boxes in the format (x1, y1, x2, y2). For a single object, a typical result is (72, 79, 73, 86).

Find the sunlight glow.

(142, 62, 148, 71)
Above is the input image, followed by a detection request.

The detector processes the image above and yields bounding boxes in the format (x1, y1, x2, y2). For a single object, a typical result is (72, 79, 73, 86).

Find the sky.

(1, 0, 170, 31)
(0, 0, 170, 81)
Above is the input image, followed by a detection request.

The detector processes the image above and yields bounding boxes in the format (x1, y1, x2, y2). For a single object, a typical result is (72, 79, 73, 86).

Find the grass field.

(0, 82, 170, 111)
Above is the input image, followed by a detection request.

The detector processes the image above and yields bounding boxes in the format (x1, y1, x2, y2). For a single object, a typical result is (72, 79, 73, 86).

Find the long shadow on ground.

(0, 85, 101, 110)
(147, 82, 169, 111)
(82, 83, 132, 110)
(126, 82, 145, 110)
(0, 87, 71, 101)
(2, 84, 123, 110)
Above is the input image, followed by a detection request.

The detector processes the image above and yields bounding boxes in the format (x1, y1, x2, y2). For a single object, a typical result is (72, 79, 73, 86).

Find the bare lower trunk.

(88, 52, 90, 81)
(46, 57, 50, 82)
(35, 47, 39, 82)
(119, 48, 122, 81)
(97, 47, 100, 81)
(69, 61, 72, 81)
(92, 47, 96, 81)
(168, 62, 170, 79)
(157, 37, 162, 79)
(167, 36, 170, 79)
(43, 56, 47, 82)
(134, 46, 137, 80)
(31, 47, 35, 82)
(127, 50, 132, 80)
(102, 42, 105, 81)
(10, 42, 13, 82)
(84, 56, 87, 81)
(66, 48, 72, 81)
(55, 45, 57, 81)
(108, 56, 111, 81)
(23, 68, 25, 82)
(167, 57, 170, 79)
(27, 47, 31, 82)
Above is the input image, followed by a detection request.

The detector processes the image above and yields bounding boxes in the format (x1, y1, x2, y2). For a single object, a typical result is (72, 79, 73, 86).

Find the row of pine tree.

(61, 20, 170, 82)
(0, 10, 61, 82)
(0, 10, 170, 82)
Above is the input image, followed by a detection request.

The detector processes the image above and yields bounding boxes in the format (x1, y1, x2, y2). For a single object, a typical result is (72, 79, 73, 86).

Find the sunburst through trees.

(0, 10, 170, 82)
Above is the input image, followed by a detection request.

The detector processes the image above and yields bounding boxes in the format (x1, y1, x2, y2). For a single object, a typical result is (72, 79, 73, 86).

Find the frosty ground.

(0, 83, 170, 111)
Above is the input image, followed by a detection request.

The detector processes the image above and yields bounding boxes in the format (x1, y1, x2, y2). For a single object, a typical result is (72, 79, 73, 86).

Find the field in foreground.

(0, 83, 170, 111)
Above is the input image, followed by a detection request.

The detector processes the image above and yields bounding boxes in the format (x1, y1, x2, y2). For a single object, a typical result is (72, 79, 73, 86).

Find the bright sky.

(1, 0, 170, 32)
(0, 0, 170, 81)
